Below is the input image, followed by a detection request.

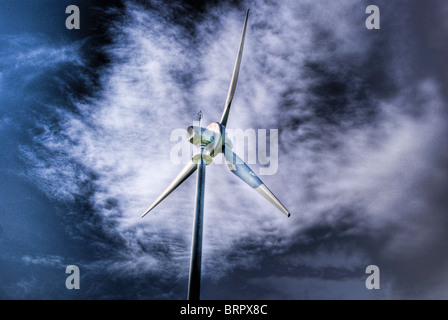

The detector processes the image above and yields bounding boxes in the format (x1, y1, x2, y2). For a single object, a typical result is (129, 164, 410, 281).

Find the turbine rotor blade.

(142, 160, 197, 218)
(219, 9, 249, 127)
(223, 146, 290, 217)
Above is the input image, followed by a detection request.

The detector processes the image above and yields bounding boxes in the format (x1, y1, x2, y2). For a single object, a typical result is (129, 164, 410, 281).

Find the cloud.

(22, 255, 65, 268)
(0, 34, 84, 87)
(13, 277, 39, 297)
(247, 275, 393, 300)
(19, 0, 448, 299)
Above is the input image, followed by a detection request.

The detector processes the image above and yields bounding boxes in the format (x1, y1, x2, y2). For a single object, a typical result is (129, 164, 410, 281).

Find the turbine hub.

(192, 153, 213, 165)
(186, 125, 215, 147)
(186, 122, 234, 158)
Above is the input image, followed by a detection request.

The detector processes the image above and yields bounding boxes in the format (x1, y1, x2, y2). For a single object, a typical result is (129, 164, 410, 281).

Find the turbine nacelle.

(186, 122, 233, 158)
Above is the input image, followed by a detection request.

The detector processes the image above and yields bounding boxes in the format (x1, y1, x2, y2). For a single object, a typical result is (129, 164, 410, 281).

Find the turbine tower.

(141, 9, 290, 300)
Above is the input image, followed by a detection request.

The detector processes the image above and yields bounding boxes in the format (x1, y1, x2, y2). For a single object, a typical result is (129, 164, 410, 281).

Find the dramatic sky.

(1, 0, 448, 299)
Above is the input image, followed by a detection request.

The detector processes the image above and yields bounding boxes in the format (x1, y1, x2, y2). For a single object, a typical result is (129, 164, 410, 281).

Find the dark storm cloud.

(199, 0, 448, 299)
(5, 0, 448, 299)
(245, 0, 448, 299)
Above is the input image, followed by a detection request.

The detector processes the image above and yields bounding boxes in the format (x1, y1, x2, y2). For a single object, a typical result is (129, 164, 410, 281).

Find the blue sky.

(1, 0, 448, 300)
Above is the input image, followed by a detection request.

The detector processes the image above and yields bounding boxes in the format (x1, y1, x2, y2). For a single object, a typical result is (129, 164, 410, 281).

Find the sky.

(1, 0, 448, 300)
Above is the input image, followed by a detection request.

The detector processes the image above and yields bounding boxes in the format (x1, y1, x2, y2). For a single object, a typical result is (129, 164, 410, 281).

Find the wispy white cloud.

(22, 0, 448, 299)
(22, 254, 65, 268)
(0, 35, 84, 83)
(248, 275, 393, 300)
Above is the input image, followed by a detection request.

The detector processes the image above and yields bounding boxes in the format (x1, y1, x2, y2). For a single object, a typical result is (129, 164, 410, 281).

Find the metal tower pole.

(187, 146, 206, 300)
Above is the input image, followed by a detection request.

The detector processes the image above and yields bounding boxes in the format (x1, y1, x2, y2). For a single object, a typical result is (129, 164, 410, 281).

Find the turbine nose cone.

(187, 126, 204, 145)
(187, 126, 195, 140)
(187, 125, 216, 147)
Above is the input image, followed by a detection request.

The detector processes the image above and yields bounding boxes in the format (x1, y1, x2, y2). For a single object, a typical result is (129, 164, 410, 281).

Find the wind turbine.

(141, 9, 290, 300)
